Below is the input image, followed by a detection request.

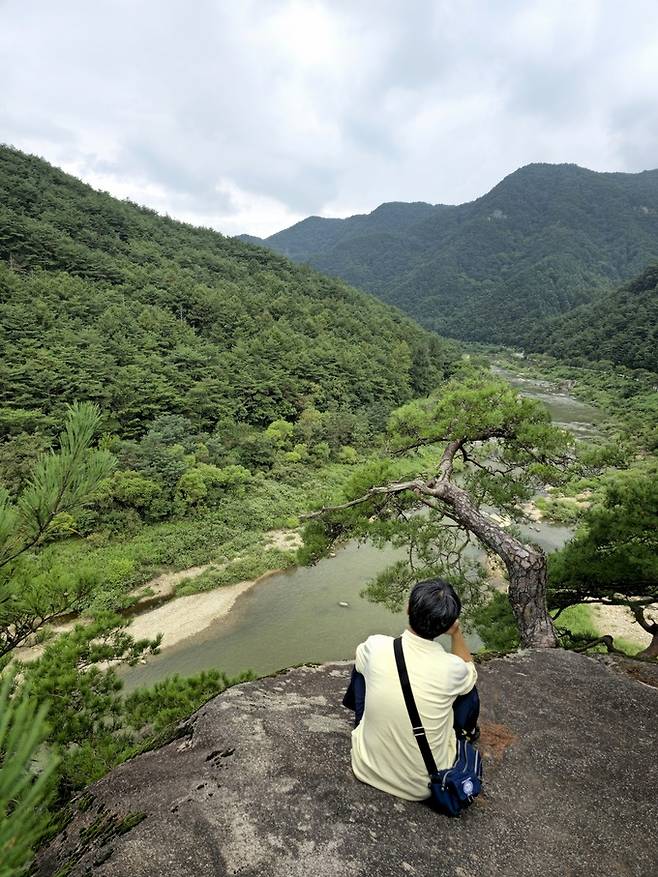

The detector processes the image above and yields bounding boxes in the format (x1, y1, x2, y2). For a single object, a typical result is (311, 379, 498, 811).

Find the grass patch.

(174, 548, 295, 596)
(554, 604, 598, 639)
(555, 604, 644, 657)
(474, 594, 645, 659)
(41, 461, 362, 612)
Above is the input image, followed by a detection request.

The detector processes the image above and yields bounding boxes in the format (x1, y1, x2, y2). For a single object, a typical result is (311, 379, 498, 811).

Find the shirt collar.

(402, 628, 445, 651)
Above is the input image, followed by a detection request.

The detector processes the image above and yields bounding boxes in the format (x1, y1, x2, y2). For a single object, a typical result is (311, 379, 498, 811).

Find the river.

(491, 366, 603, 440)
(123, 367, 596, 690)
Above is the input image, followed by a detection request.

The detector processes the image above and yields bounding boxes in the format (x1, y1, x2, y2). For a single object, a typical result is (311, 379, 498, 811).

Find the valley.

(4, 9, 658, 875)
(121, 364, 597, 689)
(1, 146, 656, 870)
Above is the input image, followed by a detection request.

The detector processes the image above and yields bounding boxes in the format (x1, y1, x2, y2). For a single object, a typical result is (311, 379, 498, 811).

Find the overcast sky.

(2, 1, 658, 237)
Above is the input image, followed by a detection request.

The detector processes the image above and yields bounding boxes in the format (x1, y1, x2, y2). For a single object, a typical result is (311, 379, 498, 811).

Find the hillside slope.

(526, 263, 658, 371)
(0, 146, 456, 440)
(246, 163, 658, 345)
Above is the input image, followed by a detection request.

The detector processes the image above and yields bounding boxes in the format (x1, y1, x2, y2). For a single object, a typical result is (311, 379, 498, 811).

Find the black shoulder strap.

(394, 636, 438, 777)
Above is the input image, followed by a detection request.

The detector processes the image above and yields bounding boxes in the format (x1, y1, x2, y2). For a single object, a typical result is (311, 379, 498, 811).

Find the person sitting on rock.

(343, 577, 479, 801)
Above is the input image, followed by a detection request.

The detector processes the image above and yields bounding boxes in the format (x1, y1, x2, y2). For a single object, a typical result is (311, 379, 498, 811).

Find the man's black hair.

(408, 577, 461, 640)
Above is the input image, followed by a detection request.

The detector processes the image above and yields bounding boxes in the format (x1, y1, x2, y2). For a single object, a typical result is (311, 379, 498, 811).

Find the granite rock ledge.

(35, 650, 658, 877)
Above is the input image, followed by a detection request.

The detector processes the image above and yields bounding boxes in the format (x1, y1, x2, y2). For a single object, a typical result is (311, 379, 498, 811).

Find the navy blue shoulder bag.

(393, 636, 483, 817)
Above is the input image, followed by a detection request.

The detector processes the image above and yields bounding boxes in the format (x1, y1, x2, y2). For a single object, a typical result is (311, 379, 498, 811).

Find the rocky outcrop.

(36, 651, 657, 877)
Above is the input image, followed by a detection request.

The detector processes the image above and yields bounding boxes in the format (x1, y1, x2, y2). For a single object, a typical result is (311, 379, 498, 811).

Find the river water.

(491, 366, 603, 440)
(123, 368, 595, 690)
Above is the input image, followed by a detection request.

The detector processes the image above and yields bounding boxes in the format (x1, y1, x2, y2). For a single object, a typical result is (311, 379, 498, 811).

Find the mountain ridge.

(240, 163, 658, 346)
(526, 262, 658, 371)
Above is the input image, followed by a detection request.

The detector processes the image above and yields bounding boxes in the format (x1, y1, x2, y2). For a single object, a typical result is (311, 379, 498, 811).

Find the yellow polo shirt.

(350, 628, 477, 801)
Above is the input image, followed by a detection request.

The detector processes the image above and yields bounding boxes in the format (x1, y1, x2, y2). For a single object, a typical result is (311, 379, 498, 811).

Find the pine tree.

(0, 402, 115, 657)
(0, 672, 56, 877)
(302, 370, 576, 648)
(549, 463, 658, 657)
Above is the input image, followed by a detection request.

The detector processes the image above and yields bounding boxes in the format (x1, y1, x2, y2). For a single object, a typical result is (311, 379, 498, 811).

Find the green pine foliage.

(0, 403, 115, 658)
(254, 163, 658, 347)
(14, 613, 250, 804)
(472, 591, 606, 653)
(549, 463, 658, 616)
(300, 369, 575, 627)
(0, 673, 56, 877)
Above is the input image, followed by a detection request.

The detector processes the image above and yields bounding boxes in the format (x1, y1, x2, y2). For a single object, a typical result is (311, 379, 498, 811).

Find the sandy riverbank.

(15, 566, 288, 663)
(125, 568, 285, 650)
(589, 603, 652, 650)
(16, 530, 303, 661)
(126, 530, 303, 649)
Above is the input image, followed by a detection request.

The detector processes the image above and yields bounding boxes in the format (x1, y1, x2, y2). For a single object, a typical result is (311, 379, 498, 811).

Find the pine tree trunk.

(316, 451, 561, 649)
(638, 634, 658, 659)
(433, 481, 559, 649)
(506, 551, 559, 648)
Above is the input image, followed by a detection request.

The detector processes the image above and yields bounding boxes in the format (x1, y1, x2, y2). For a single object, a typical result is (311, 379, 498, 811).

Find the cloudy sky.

(2, 0, 658, 236)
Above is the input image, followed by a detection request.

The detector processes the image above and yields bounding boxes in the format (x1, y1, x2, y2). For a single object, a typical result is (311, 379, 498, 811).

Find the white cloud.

(1, 0, 657, 236)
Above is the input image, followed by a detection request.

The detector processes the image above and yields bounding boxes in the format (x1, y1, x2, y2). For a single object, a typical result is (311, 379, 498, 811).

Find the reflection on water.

(123, 367, 600, 689)
(124, 540, 409, 689)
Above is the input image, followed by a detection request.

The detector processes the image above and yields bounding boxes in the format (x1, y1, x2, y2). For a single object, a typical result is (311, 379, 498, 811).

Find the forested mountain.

(526, 263, 658, 372)
(0, 146, 456, 447)
(242, 163, 658, 345)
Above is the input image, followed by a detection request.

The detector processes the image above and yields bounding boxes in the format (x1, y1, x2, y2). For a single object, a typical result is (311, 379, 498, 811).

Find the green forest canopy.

(0, 145, 457, 446)
(525, 263, 658, 372)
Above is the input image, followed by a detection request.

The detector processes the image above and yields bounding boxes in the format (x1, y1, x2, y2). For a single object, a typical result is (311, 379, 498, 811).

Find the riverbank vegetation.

(549, 461, 658, 658)
(486, 348, 658, 453)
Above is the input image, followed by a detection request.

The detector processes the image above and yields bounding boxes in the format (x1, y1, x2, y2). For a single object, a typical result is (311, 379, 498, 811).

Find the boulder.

(36, 650, 657, 877)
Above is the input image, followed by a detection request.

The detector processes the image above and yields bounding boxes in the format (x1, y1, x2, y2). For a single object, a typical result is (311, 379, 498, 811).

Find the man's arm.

(447, 620, 473, 663)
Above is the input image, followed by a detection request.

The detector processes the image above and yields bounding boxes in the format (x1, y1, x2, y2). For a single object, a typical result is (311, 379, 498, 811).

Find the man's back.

(351, 628, 477, 801)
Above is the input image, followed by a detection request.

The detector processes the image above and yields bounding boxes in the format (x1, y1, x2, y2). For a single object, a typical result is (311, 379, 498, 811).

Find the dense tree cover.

(525, 264, 658, 371)
(549, 463, 658, 657)
(0, 144, 459, 553)
(250, 163, 658, 345)
(301, 369, 579, 647)
(0, 147, 459, 868)
(0, 145, 456, 444)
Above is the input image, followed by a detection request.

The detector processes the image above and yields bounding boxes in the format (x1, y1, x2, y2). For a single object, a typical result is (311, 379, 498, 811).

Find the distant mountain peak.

(249, 162, 658, 348)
